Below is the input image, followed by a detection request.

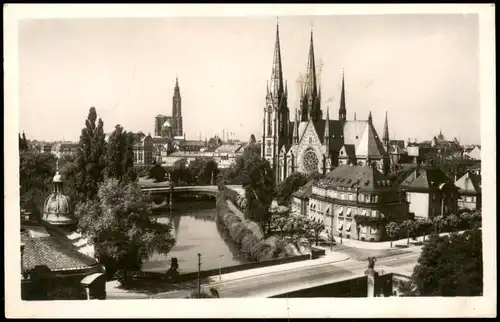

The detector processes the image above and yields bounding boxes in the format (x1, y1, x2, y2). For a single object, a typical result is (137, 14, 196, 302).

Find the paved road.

(148, 252, 420, 299)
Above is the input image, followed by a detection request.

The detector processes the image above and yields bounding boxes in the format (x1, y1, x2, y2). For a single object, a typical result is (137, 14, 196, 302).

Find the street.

(148, 251, 420, 299)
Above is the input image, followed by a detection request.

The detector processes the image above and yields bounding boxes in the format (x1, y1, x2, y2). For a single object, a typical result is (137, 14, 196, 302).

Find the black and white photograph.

(4, 3, 496, 318)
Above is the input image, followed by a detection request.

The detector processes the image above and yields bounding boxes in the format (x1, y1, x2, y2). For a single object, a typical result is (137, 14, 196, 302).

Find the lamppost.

(219, 255, 224, 281)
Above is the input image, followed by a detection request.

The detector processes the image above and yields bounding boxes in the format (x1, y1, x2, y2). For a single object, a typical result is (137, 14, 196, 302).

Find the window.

(406, 194, 411, 202)
(340, 193, 345, 200)
(361, 225, 367, 233)
(472, 196, 476, 202)
(359, 194, 364, 202)
(365, 195, 370, 203)
(346, 208, 352, 217)
(465, 196, 472, 202)
(266, 148, 272, 155)
(370, 227, 377, 234)
(349, 194, 354, 201)
(309, 137, 313, 144)
(361, 209, 367, 216)
(325, 206, 330, 215)
(371, 210, 377, 217)
(337, 220, 344, 231)
(346, 221, 352, 232)
(337, 207, 344, 217)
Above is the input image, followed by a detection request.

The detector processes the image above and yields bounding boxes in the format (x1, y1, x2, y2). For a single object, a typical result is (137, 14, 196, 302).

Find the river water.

(141, 200, 250, 274)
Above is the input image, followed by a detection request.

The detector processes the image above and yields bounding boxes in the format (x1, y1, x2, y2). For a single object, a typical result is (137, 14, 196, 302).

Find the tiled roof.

(455, 172, 481, 194)
(292, 179, 316, 199)
(215, 144, 244, 153)
(400, 166, 455, 191)
(21, 224, 98, 273)
(316, 164, 393, 192)
(180, 140, 206, 146)
(354, 122, 386, 158)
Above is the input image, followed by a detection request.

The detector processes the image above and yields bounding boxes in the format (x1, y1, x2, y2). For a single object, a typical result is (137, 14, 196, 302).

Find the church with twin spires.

(261, 23, 392, 184)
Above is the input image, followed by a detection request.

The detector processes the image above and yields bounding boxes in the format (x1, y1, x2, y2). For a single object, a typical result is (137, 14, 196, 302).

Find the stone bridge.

(140, 183, 245, 204)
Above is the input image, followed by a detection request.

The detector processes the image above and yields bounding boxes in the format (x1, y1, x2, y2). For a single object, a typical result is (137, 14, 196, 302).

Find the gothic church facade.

(261, 23, 391, 184)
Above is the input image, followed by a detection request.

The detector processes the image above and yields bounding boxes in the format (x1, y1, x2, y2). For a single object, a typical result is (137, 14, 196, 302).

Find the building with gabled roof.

(455, 171, 482, 210)
(307, 164, 409, 242)
(291, 179, 316, 217)
(399, 165, 458, 219)
(261, 23, 390, 184)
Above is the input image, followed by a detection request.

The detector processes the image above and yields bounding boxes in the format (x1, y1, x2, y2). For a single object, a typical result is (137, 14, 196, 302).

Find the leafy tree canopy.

(75, 178, 176, 277)
(412, 228, 482, 296)
(19, 151, 57, 211)
(276, 172, 308, 206)
(104, 124, 136, 183)
(75, 107, 107, 200)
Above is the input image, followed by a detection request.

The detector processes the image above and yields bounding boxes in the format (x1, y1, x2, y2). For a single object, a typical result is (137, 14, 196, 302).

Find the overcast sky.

(18, 14, 480, 144)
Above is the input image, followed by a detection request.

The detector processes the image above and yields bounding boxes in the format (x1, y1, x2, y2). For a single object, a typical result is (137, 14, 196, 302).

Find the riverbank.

(216, 188, 300, 261)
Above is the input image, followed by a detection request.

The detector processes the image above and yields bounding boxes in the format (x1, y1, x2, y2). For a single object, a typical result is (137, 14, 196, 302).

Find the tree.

(400, 220, 415, 246)
(242, 149, 274, 235)
(188, 157, 219, 185)
(104, 125, 136, 182)
(19, 132, 29, 152)
(310, 221, 325, 246)
(248, 134, 256, 144)
(75, 107, 107, 200)
(385, 222, 400, 248)
(444, 214, 460, 232)
(171, 158, 190, 185)
(432, 215, 444, 234)
(276, 172, 307, 206)
(75, 178, 176, 278)
(19, 151, 57, 211)
(412, 228, 482, 296)
(417, 218, 433, 242)
(149, 163, 166, 182)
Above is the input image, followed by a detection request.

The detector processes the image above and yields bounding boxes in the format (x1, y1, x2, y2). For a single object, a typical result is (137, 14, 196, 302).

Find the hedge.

(216, 189, 295, 261)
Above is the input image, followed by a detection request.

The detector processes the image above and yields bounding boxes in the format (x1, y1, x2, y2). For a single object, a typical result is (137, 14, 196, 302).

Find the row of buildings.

(291, 161, 481, 242)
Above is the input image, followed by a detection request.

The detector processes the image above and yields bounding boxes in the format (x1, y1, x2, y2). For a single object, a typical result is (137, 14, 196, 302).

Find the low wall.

(130, 254, 310, 283)
(270, 273, 394, 298)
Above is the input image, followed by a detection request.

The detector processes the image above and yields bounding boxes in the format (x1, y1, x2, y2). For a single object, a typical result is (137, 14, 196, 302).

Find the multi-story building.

(132, 132, 153, 165)
(399, 165, 458, 219)
(455, 171, 481, 210)
(260, 23, 391, 184)
(163, 144, 245, 169)
(308, 164, 409, 242)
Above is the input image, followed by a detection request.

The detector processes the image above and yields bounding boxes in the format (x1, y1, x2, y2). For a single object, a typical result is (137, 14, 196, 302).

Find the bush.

(216, 189, 295, 261)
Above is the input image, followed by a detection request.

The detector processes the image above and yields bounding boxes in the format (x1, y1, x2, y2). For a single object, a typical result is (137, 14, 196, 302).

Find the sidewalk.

(205, 251, 350, 285)
(319, 230, 468, 250)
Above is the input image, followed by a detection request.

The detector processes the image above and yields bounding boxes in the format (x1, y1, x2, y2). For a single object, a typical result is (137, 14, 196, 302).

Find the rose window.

(302, 150, 319, 173)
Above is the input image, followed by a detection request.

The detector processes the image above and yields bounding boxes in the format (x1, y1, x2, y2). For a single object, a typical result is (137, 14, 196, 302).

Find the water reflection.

(142, 200, 250, 274)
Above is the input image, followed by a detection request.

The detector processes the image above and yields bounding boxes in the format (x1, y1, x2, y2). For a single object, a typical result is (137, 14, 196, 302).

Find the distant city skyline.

(19, 14, 480, 144)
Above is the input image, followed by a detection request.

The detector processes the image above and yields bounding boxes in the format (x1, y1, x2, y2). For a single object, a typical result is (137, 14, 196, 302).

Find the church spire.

(368, 111, 373, 123)
(270, 19, 284, 99)
(354, 112, 357, 121)
(293, 108, 299, 144)
(305, 29, 318, 100)
(339, 70, 346, 121)
(383, 111, 390, 145)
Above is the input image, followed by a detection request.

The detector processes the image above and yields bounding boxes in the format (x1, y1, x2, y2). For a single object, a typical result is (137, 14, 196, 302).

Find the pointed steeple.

(293, 108, 299, 144)
(354, 112, 357, 121)
(368, 111, 373, 123)
(383, 111, 390, 144)
(324, 106, 330, 147)
(339, 70, 347, 121)
(270, 20, 284, 99)
(285, 80, 288, 97)
(305, 29, 318, 100)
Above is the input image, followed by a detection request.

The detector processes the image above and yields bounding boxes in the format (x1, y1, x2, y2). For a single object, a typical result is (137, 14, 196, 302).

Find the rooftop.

(316, 164, 394, 192)
(21, 223, 99, 273)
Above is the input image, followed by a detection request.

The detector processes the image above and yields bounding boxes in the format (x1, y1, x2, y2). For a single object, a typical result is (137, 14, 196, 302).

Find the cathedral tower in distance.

(172, 77, 183, 137)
